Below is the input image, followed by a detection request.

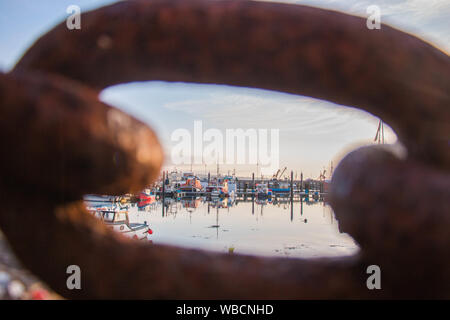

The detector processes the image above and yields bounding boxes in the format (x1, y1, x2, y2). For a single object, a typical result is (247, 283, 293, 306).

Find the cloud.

(103, 80, 397, 176)
(265, 0, 449, 52)
(162, 86, 385, 136)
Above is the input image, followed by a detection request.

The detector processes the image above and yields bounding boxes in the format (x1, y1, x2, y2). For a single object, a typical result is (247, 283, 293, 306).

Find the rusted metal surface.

(0, 71, 163, 200)
(330, 146, 450, 298)
(13, 0, 450, 168)
(0, 0, 449, 299)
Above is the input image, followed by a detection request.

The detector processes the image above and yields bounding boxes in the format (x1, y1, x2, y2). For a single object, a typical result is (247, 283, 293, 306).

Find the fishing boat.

(139, 188, 156, 202)
(256, 183, 272, 198)
(163, 182, 178, 197)
(178, 175, 203, 193)
(206, 179, 229, 198)
(268, 180, 290, 194)
(89, 208, 153, 240)
(137, 190, 156, 210)
(84, 194, 122, 203)
(210, 186, 225, 198)
(222, 176, 237, 197)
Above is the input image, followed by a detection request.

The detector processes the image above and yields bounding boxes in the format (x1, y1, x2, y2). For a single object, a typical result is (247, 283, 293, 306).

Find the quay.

(154, 170, 329, 199)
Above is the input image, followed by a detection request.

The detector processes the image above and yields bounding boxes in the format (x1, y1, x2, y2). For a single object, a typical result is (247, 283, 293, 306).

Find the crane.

(272, 168, 281, 179)
(279, 167, 287, 179)
(319, 169, 327, 181)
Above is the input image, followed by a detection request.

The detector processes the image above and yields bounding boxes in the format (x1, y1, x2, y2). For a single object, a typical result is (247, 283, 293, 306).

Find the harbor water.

(86, 197, 358, 258)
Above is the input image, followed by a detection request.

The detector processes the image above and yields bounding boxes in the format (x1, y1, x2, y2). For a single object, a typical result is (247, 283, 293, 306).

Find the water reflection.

(85, 196, 358, 258)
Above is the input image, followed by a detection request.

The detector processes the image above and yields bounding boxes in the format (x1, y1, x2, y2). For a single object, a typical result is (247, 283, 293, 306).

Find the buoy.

(31, 289, 48, 300)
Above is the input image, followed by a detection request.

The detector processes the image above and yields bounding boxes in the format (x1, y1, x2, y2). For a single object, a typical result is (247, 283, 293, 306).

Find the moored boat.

(256, 183, 272, 198)
(89, 208, 153, 240)
(178, 175, 203, 193)
(139, 188, 156, 202)
(268, 180, 290, 194)
(207, 179, 229, 198)
(84, 194, 122, 203)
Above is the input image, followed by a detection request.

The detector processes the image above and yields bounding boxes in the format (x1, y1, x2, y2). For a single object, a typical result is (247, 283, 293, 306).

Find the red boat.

(206, 179, 229, 197)
(179, 176, 203, 193)
(139, 188, 156, 202)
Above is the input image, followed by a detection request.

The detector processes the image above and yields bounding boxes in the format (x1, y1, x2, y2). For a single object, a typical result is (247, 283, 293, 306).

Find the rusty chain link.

(0, 0, 449, 299)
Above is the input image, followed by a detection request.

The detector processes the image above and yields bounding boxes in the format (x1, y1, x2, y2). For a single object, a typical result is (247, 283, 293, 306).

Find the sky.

(0, 0, 448, 178)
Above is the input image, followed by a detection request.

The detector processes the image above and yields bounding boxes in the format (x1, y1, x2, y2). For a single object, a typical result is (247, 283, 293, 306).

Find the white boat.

(89, 209, 152, 240)
(223, 175, 237, 194)
(256, 183, 272, 198)
(84, 194, 121, 203)
(162, 183, 177, 196)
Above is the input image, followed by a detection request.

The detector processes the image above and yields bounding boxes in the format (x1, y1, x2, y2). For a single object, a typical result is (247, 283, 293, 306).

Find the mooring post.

(300, 196, 303, 216)
(290, 170, 294, 220)
(300, 172, 303, 194)
(252, 194, 254, 215)
(291, 200, 293, 221)
(252, 173, 255, 194)
(162, 171, 165, 217)
(290, 170, 294, 200)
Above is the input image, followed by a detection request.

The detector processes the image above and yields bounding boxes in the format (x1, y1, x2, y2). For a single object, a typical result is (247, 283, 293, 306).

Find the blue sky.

(1, 0, 448, 178)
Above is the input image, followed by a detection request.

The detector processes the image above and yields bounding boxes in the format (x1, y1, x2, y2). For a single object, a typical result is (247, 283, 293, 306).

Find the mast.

(374, 119, 385, 144)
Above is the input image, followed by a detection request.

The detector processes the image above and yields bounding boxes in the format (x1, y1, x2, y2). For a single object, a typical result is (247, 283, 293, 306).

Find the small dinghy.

(88, 208, 153, 240)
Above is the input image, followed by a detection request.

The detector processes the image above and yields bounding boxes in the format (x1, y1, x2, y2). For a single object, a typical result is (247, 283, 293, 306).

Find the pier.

(154, 170, 328, 201)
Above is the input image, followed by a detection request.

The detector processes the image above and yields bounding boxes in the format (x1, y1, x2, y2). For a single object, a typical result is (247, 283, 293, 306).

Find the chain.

(0, 0, 449, 299)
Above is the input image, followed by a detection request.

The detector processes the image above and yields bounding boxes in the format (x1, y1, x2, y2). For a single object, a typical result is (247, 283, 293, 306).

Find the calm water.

(88, 197, 358, 258)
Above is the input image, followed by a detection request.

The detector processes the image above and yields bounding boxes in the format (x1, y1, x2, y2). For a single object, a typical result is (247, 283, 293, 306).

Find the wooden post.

(252, 193, 254, 215)
(163, 171, 166, 193)
(300, 172, 303, 193)
(162, 171, 165, 217)
(290, 170, 293, 200)
(291, 199, 293, 221)
(252, 173, 255, 194)
(300, 195, 303, 216)
(290, 170, 294, 221)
